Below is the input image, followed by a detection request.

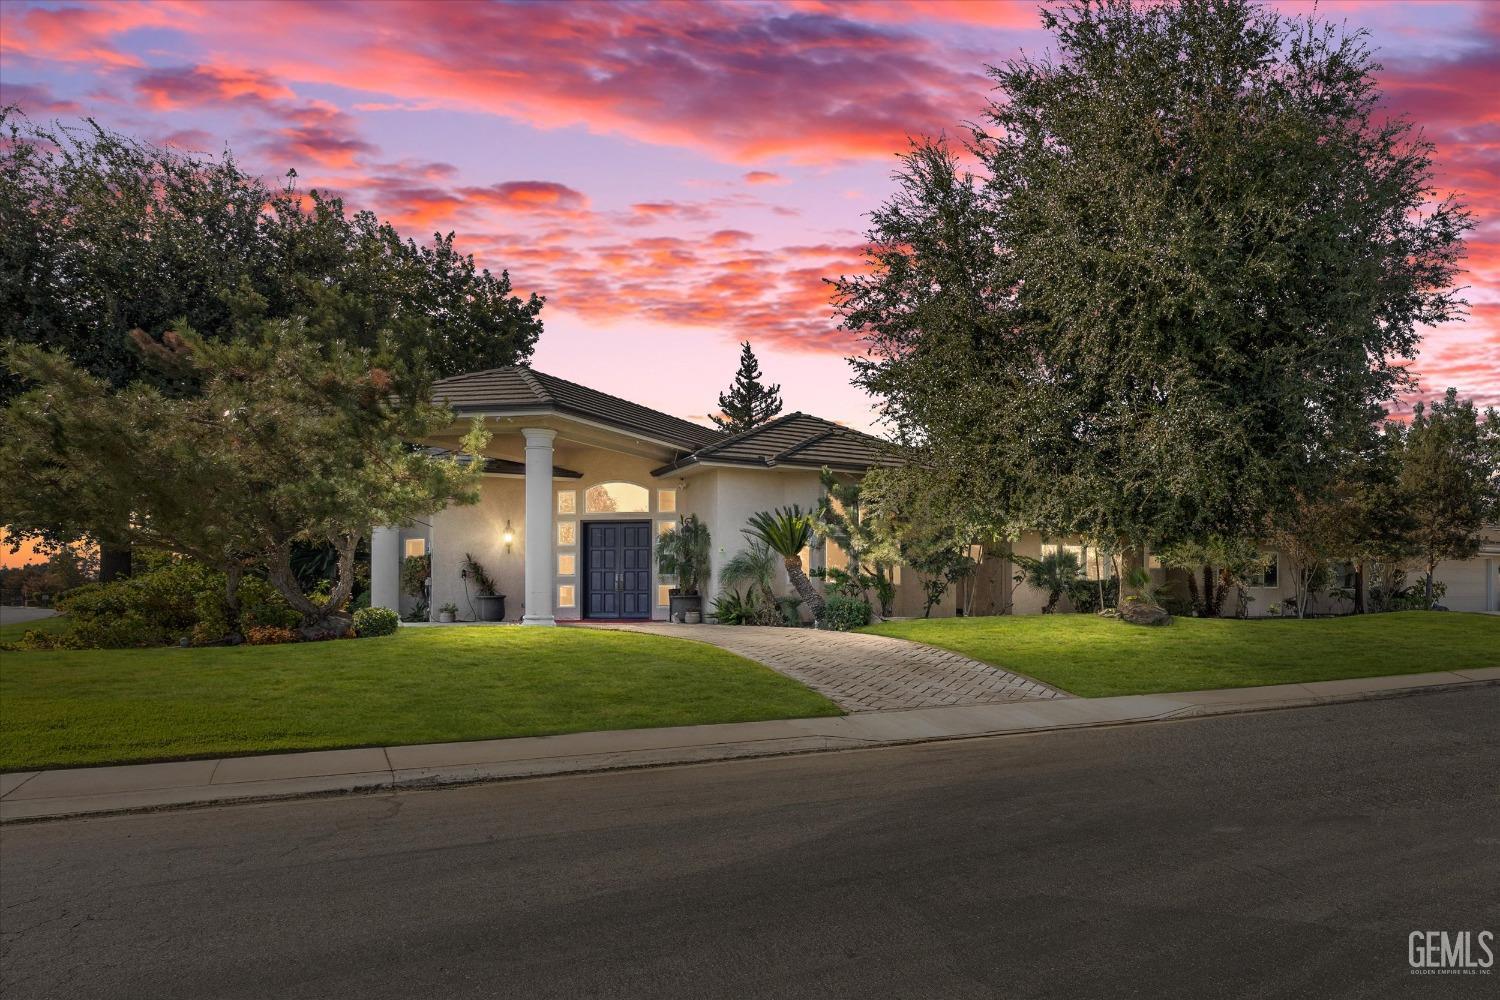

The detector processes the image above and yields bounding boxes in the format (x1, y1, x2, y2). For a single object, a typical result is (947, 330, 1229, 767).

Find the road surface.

(3, 689, 1496, 999)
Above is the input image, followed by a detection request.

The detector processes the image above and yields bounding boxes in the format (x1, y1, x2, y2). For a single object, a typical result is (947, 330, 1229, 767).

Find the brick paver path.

(581, 623, 1070, 712)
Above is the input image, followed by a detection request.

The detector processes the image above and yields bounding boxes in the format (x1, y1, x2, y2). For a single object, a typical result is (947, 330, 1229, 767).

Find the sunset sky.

(1, 0, 1496, 437)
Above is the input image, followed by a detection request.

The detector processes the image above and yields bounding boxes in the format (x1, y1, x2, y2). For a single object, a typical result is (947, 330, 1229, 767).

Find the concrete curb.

(3, 669, 1496, 824)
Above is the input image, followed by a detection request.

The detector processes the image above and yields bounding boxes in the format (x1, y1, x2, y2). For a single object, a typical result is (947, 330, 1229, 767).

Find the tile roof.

(651, 411, 898, 475)
(431, 366, 897, 475)
(432, 366, 723, 451)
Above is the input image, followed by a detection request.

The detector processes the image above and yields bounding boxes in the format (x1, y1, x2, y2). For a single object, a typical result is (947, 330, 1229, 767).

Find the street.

(2, 688, 1496, 999)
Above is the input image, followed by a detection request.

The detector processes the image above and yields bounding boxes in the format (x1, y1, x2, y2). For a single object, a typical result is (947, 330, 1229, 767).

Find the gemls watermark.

(1409, 931, 1494, 976)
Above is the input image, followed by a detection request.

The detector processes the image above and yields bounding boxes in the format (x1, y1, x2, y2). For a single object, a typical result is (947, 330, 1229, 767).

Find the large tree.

(1, 110, 542, 576)
(0, 325, 489, 640)
(711, 341, 783, 434)
(835, 0, 1470, 582)
(1394, 389, 1500, 601)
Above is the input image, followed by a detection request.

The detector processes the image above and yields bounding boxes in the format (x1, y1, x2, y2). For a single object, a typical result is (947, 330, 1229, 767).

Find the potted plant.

(437, 602, 458, 624)
(401, 551, 430, 617)
(463, 553, 506, 621)
(657, 515, 711, 623)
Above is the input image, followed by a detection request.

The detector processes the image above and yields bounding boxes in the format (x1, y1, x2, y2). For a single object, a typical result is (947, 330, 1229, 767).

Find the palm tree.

(723, 541, 776, 604)
(1014, 549, 1082, 613)
(744, 506, 825, 621)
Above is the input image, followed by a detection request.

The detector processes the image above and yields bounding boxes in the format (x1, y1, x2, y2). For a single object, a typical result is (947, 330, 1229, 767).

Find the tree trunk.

(223, 563, 244, 642)
(784, 557, 826, 622)
(98, 541, 132, 583)
(1199, 565, 1214, 616)
(1353, 563, 1365, 614)
(267, 536, 357, 640)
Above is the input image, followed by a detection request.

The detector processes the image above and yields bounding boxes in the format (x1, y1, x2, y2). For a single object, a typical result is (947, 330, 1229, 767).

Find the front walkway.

(580, 622, 1068, 712)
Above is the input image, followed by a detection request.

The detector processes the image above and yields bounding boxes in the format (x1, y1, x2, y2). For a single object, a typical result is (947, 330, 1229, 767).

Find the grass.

(864, 611, 1500, 698)
(0, 626, 840, 771)
(0, 613, 69, 645)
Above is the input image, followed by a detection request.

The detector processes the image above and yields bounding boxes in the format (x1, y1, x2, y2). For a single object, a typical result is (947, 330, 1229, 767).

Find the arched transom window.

(585, 482, 650, 513)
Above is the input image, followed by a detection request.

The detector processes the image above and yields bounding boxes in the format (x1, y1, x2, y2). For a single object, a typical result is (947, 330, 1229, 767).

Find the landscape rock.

(1118, 602, 1172, 626)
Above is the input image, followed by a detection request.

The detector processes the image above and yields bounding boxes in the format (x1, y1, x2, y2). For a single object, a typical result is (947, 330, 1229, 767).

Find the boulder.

(1118, 602, 1172, 626)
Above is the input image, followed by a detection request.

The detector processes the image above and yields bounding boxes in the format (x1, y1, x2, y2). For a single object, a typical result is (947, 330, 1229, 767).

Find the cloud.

(135, 63, 294, 109)
(0, 80, 81, 115)
(460, 181, 590, 215)
(743, 170, 787, 185)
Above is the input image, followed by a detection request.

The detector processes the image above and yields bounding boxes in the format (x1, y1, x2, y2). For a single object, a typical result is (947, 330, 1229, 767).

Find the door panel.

(585, 520, 652, 619)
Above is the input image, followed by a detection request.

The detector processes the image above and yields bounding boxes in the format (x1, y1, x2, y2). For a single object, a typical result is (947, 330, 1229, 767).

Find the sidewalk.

(3, 667, 1496, 822)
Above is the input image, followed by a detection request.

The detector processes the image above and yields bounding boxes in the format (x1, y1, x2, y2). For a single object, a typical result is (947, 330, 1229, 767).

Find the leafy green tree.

(1394, 389, 1500, 601)
(0, 325, 489, 640)
(720, 541, 783, 624)
(0, 111, 542, 576)
(710, 341, 783, 434)
(835, 0, 1470, 580)
(744, 507, 825, 620)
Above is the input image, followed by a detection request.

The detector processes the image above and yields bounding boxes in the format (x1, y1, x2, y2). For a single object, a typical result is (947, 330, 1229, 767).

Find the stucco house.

(369, 365, 1500, 623)
(368, 365, 924, 625)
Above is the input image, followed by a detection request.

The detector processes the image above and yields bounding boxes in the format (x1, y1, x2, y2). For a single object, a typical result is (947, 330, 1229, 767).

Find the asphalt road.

(3, 689, 1496, 1000)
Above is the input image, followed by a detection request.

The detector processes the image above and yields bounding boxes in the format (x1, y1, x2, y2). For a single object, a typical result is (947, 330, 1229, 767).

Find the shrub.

(821, 594, 871, 631)
(12, 627, 87, 651)
(244, 625, 299, 645)
(711, 589, 758, 625)
(353, 606, 400, 637)
(55, 559, 301, 648)
(1066, 576, 1120, 614)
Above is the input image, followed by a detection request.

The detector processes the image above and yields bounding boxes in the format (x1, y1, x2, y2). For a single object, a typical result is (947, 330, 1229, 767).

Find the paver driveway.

(580, 623, 1070, 712)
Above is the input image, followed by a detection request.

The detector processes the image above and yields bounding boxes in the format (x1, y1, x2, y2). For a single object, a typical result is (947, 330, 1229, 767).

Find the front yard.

(0, 626, 840, 771)
(865, 611, 1499, 698)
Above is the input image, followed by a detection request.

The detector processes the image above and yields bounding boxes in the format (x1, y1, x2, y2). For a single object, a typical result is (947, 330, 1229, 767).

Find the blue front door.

(584, 521, 652, 619)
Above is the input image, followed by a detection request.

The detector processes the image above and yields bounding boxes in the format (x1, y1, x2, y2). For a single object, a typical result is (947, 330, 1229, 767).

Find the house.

(368, 365, 925, 624)
(369, 365, 1500, 623)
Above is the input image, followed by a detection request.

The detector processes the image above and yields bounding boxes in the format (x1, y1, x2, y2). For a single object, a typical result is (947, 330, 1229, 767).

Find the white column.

(522, 428, 557, 626)
(371, 525, 401, 613)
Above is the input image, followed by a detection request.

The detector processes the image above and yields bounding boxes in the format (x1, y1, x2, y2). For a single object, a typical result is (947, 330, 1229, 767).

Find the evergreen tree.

(711, 342, 783, 433)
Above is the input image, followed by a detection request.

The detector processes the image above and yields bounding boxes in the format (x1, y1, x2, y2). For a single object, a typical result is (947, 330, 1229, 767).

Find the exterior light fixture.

(503, 519, 515, 553)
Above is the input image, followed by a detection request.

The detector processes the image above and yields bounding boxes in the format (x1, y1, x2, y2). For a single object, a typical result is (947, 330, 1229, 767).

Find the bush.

(353, 606, 400, 637)
(244, 625, 298, 645)
(55, 559, 301, 648)
(821, 594, 871, 631)
(1066, 576, 1119, 614)
(12, 627, 87, 651)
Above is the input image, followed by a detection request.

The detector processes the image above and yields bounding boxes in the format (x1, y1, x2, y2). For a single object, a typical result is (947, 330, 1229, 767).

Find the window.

(403, 538, 426, 558)
(557, 521, 576, 546)
(557, 585, 576, 607)
(1330, 560, 1357, 591)
(799, 546, 812, 575)
(558, 553, 575, 576)
(657, 585, 672, 607)
(1246, 553, 1279, 588)
(825, 540, 848, 572)
(557, 490, 576, 515)
(658, 520, 675, 537)
(657, 489, 677, 513)
(585, 482, 649, 513)
(888, 565, 902, 586)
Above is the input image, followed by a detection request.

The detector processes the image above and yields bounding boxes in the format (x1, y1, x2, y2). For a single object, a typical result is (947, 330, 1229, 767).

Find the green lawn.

(0, 613, 69, 645)
(864, 611, 1499, 698)
(0, 627, 840, 771)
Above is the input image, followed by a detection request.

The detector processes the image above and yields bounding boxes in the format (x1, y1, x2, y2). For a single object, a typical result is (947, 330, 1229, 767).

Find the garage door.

(1436, 557, 1495, 612)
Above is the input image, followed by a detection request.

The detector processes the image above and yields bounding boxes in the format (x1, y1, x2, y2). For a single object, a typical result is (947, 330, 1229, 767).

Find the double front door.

(584, 521, 653, 619)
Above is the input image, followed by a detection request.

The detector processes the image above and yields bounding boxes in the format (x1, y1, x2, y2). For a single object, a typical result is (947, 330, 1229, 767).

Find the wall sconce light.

(502, 519, 515, 553)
